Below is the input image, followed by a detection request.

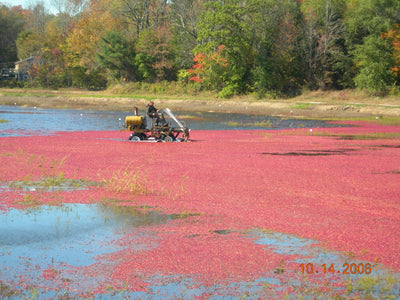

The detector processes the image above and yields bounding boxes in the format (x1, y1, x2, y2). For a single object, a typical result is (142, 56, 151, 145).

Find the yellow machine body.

(125, 116, 143, 127)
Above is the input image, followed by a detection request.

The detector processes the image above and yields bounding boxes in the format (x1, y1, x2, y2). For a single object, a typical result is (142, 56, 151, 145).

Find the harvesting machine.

(123, 108, 190, 142)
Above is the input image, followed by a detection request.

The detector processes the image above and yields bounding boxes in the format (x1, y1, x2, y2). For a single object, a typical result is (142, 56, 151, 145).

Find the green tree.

(16, 31, 43, 60)
(195, 0, 255, 96)
(345, 0, 400, 47)
(353, 34, 395, 94)
(251, 0, 304, 97)
(96, 29, 139, 81)
(136, 27, 175, 81)
(345, 0, 400, 93)
(0, 5, 25, 65)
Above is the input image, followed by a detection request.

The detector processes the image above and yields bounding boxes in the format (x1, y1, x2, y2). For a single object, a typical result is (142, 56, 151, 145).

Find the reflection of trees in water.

(97, 205, 201, 229)
(97, 204, 170, 228)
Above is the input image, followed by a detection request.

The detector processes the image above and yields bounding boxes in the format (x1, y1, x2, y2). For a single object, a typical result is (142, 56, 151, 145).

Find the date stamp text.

(300, 263, 372, 275)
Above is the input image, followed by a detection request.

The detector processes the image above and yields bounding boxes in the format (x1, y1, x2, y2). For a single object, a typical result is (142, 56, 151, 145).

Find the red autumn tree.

(188, 45, 228, 90)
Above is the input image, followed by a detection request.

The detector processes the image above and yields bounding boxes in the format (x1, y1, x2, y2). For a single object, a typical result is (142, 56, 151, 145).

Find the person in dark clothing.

(146, 101, 167, 126)
(146, 101, 159, 118)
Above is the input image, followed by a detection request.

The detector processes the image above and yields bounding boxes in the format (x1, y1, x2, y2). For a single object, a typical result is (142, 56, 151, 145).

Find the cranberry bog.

(0, 107, 400, 299)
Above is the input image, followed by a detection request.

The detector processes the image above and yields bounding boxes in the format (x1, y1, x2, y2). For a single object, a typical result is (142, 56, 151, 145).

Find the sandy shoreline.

(1, 88, 400, 119)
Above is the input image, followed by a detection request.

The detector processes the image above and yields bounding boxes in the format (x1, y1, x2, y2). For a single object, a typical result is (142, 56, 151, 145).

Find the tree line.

(1, 0, 400, 97)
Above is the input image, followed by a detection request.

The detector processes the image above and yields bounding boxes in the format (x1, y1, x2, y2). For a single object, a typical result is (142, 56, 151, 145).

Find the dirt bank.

(1, 88, 400, 119)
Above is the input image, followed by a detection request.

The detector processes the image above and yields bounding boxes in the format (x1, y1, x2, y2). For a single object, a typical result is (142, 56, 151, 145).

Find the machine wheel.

(128, 134, 142, 141)
(161, 133, 175, 142)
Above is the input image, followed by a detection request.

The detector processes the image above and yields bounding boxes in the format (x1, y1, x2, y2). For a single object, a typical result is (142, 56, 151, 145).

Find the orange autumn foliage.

(383, 24, 400, 77)
(188, 45, 228, 86)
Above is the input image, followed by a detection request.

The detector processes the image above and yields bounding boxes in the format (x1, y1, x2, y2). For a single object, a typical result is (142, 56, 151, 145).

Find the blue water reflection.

(0, 205, 398, 299)
(0, 105, 343, 136)
(0, 105, 127, 136)
(0, 204, 169, 294)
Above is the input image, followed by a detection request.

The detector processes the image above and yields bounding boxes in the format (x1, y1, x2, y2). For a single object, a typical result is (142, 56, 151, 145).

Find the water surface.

(0, 205, 398, 299)
(0, 105, 344, 136)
